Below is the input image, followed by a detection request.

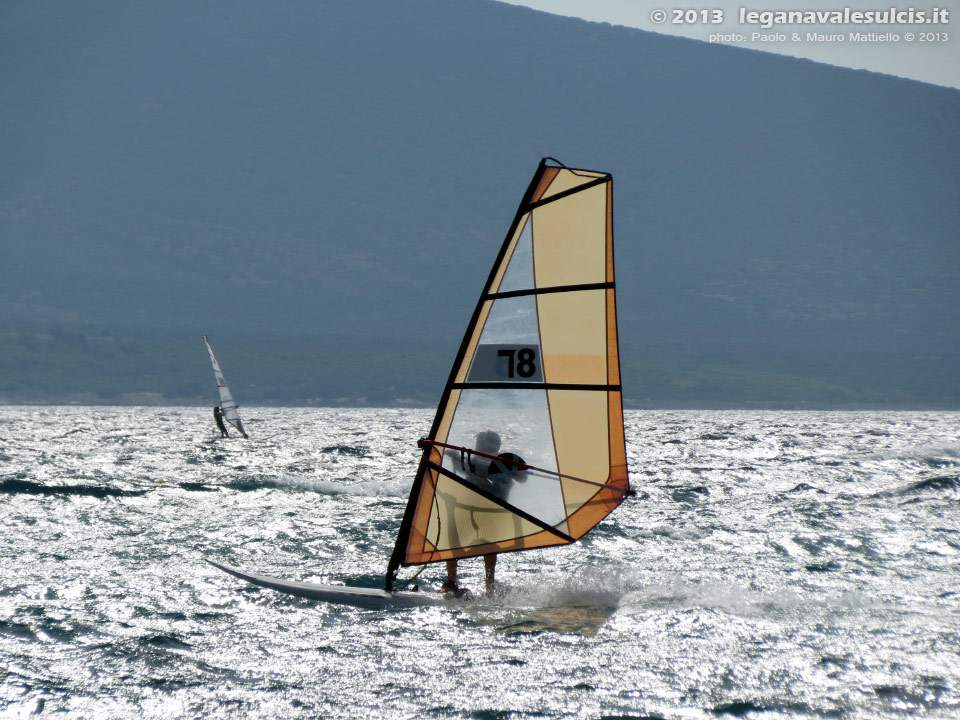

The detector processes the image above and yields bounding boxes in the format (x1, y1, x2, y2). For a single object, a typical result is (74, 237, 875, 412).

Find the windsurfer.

(213, 406, 229, 437)
(441, 431, 527, 596)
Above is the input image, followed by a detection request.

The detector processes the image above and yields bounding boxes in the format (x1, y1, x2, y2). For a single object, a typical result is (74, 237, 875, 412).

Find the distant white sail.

(203, 335, 248, 438)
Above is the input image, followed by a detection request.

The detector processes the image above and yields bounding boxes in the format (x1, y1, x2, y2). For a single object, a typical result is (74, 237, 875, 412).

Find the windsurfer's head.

(475, 430, 501, 454)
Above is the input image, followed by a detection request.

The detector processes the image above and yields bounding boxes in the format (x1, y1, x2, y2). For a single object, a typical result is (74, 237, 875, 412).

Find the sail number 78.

(497, 348, 537, 378)
(467, 343, 544, 383)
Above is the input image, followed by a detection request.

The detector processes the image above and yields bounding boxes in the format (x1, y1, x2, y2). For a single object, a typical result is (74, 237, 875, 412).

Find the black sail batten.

(484, 281, 614, 301)
(427, 462, 575, 544)
(385, 159, 554, 590)
(526, 175, 608, 210)
(450, 382, 620, 392)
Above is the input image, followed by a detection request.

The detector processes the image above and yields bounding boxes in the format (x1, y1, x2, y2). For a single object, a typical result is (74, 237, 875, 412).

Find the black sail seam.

(428, 462, 575, 543)
(525, 176, 609, 210)
(451, 382, 621, 391)
(485, 281, 614, 301)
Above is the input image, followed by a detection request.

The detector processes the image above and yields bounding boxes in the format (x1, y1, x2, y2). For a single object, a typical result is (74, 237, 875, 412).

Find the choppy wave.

(320, 444, 370, 457)
(0, 478, 146, 498)
(871, 474, 960, 498)
(225, 474, 409, 497)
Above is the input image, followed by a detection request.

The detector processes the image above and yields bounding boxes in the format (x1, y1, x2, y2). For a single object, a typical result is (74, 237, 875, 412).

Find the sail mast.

(385, 161, 549, 590)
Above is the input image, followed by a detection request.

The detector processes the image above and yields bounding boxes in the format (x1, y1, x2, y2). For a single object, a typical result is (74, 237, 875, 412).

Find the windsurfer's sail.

(386, 158, 630, 590)
(203, 335, 249, 439)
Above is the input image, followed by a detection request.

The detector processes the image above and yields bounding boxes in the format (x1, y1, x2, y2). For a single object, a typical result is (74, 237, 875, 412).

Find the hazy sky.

(499, 0, 959, 90)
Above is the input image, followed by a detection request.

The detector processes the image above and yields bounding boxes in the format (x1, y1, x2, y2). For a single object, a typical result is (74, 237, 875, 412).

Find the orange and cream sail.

(385, 158, 631, 590)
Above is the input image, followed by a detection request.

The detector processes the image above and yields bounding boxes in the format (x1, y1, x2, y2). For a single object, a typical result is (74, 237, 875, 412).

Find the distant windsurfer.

(441, 430, 527, 597)
(213, 406, 229, 437)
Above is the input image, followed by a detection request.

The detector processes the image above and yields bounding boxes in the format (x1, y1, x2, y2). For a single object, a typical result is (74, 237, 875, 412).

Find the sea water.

(0, 406, 958, 719)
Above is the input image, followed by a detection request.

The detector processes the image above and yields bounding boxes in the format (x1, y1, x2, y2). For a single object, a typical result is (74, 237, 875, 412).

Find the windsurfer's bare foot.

(441, 581, 476, 599)
(439, 580, 465, 597)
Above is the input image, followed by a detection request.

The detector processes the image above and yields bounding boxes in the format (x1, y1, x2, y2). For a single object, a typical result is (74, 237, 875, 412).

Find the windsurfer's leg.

(440, 559, 460, 594)
(483, 554, 496, 594)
